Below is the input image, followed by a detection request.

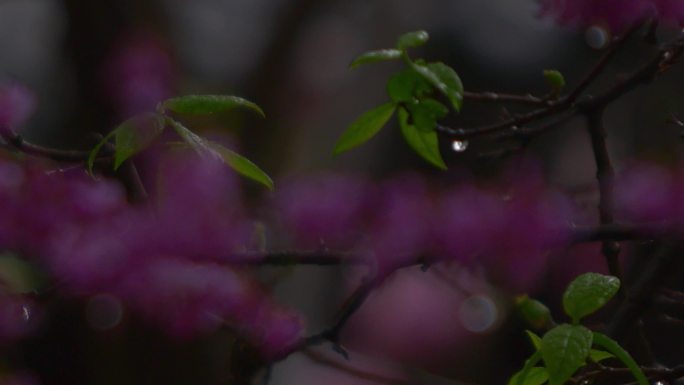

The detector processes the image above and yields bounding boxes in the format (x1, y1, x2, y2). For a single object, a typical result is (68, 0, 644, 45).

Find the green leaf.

(543, 70, 565, 93)
(167, 118, 207, 153)
(162, 95, 265, 118)
(410, 61, 464, 112)
(541, 324, 593, 385)
(167, 118, 273, 189)
(589, 349, 615, 362)
(206, 141, 274, 190)
(87, 129, 116, 175)
(592, 332, 648, 385)
(113, 114, 165, 169)
(333, 102, 396, 155)
(563, 272, 620, 323)
(516, 295, 555, 330)
(508, 367, 548, 385)
(87, 113, 165, 173)
(386, 69, 432, 103)
(512, 350, 543, 385)
(349, 49, 403, 69)
(0, 253, 46, 294)
(406, 98, 448, 132)
(397, 107, 447, 170)
(526, 330, 543, 350)
(396, 30, 429, 50)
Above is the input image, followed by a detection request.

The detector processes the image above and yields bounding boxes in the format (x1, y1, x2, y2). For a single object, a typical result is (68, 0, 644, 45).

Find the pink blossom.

(275, 175, 370, 248)
(0, 82, 35, 135)
(101, 32, 175, 118)
(540, 0, 684, 31)
(367, 175, 434, 280)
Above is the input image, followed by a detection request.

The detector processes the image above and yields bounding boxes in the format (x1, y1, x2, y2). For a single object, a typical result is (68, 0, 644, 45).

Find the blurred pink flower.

(275, 175, 370, 248)
(101, 32, 175, 118)
(540, 0, 684, 31)
(0, 82, 35, 135)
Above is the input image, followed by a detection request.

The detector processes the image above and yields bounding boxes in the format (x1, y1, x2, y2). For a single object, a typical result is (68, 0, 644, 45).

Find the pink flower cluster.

(614, 161, 684, 227)
(275, 163, 575, 292)
(540, 0, 684, 31)
(0, 153, 303, 360)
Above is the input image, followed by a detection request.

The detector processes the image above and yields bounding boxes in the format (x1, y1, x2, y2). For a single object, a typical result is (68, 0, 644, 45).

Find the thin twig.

(462, 91, 547, 106)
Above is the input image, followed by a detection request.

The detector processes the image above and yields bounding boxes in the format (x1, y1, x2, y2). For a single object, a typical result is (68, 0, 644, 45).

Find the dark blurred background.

(3, 0, 684, 384)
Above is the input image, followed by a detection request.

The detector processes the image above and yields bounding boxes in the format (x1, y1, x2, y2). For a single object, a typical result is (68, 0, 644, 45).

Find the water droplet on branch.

(451, 140, 469, 152)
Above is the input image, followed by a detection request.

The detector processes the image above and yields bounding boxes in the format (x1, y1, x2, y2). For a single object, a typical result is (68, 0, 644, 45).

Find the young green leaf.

(167, 118, 210, 153)
(410, 62, 464, 112)
(162, 95, 265, 118)
(512, 350, 543, 385)
(406, 98, 448, 132)
(0, 253, 46, 294)
(397, 107, 447, 170)
(87, 129, 116, 175)
(206, 141, 274, 190)
(543, 70, 566, 94)
(113, 114, 165, 169)
(349, 49, 403, 69)
(516, 295, 555, 330)
(592, 332, 648, 385)
(508, 367, 548, 385)
(396, 30, 429, 50)
(563, 272, 620, 323)
(525, 330, 542, 350)
(168, 118, 274, 189)
(386, 69, 432, 103)
(541, 324, 593, 385)
(589, 349, 615, 363)
(333, 102, 396, 155)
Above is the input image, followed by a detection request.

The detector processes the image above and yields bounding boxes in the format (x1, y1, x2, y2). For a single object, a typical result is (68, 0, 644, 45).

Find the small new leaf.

(508, 367, 548, 385)
(162, 95, 265, 118)
(396, 30, 429, 50)
(411, 62, 464, 112)
(386, 69, 432, 102)
(541, 324, 593, 385)
(543, 70, 566, 94)
(406, 98, 448, 132)
(349, 49, 403, 69)
(398, 107, 447, 170)
(563, 272, 620, 323)
(525, 330, 542, 350)
(113, 114, 165, 169)
(168, 118, 273, 189)
(87, 113, 165, 173)
(516, 295, 555, 330)
(592, 332, 648, 385)
(206, 141, 274, 190)
(334, 102, 396, 155)
(589, 349, 615, 363)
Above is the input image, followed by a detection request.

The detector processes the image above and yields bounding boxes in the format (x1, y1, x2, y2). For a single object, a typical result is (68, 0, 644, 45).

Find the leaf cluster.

(511, 273, 647, 385)
(88, 95, 273, 189)
(334, 31, 464, 169)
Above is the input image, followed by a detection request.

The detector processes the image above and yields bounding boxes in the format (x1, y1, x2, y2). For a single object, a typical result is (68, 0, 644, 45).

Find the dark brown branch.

(606, 242, 679, 341)
(0, 128, 99, 162)
(462, 91, 547, 106)
(585, 108, 622, 278)
(438, 24, 684, 142)
(239, 250, 366, 266)
(567, 22, 643, 103)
